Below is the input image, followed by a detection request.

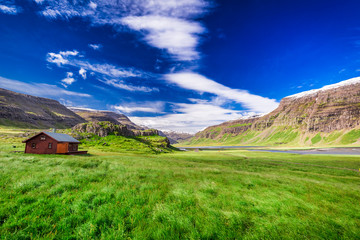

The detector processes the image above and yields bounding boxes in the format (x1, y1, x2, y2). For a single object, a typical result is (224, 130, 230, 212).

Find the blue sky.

(1, 0, 360, 132)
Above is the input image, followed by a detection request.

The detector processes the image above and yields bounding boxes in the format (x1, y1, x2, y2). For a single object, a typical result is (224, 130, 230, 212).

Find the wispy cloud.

(47, 50, 144, 78)
(34, 0, 211, 61)
(46, 49, 157, 92)
(100, 79, 158, 92)
(121, 15, 205, 61)
(0, 1, 21, 15)
(0, 76, 91, 98)
(46, 50, 79, 66)
(164, 72, 279, 113)
(112, 101, 165, 114)
(88, 43, 102, 50)
(130, 99, 252, 133)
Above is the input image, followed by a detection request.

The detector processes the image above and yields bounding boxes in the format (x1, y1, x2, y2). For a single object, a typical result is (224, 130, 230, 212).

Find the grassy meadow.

(0, 130, 360, 239)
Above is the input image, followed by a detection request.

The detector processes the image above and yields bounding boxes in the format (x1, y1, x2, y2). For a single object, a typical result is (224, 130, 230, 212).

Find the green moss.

(311, 133, 322, 145)
(340, 129, 360, 144)
(323, 131, 342, 143)
(264, 129, 299, 145)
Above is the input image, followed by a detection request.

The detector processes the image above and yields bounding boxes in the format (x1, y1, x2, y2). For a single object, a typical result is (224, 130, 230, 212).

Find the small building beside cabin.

(23, 131, 87, 154)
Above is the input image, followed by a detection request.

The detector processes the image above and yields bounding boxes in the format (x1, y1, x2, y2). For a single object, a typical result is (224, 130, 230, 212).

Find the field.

(0, 138, 360, 239)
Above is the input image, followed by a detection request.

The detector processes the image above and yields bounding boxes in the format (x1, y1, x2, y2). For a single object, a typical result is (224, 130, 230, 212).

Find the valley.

(0, 137, 359, 239)
(1, 80, 360, 239)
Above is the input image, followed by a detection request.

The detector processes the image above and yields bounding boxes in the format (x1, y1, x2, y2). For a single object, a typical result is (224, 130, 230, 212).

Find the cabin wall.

(56, 143, 68, 154)
(68, 143, 79, 152)
(24, 133, 58, 154)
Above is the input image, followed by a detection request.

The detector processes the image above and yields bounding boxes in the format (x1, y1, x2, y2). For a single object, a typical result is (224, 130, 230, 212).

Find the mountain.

(69, 107, 143, 130)
(0, 88, 85, 128)
(186, 77, 360, 146)
(159, 131, 194, 144)
(70, 107, 193, 143)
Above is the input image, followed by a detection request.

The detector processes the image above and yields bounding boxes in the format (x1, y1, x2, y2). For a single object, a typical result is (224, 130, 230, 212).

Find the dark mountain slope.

(0, 88, 85, 128)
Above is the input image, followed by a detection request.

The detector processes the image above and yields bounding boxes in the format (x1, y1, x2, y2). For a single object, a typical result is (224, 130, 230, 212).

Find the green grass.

(311, 133, 322, 145)
(341, 129, 360, 144)
(80, 135, 174, 154)
(0, 143, 359, 239)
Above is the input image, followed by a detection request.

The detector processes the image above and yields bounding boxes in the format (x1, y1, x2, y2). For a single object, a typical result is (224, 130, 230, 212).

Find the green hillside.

(181, 126, 360, 147)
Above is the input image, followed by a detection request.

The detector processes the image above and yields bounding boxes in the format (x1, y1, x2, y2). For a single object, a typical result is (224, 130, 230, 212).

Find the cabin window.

(48, 143, 52, 149)
(31, 143, 36, 149)
(40, 136, 46, 141)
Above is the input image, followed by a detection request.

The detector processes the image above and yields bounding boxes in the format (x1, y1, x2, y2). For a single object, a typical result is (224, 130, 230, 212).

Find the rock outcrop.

(72, 121, 159, 138)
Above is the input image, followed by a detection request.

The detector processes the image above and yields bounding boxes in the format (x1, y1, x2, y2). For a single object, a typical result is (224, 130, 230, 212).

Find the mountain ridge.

(0, 88, 85, 128)
(185, 77, 360, 146)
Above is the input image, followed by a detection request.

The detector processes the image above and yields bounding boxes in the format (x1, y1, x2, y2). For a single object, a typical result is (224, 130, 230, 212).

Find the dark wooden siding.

(25, 133, 58, 154)
(68, 143, 79, 152)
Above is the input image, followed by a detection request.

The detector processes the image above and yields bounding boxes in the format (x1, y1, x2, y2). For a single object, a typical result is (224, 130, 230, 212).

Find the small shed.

(23, 131, 87, 154)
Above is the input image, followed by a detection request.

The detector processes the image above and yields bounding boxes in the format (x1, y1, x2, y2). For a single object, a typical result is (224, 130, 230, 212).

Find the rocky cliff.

(69, 107, 143, 130)
(0, 88, 85, 128)
(189, 77, 360, 146)
(72, 121, 160, 137)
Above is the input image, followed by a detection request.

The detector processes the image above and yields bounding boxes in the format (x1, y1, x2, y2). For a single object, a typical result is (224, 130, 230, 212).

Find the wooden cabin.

(23, 131, 87, 154)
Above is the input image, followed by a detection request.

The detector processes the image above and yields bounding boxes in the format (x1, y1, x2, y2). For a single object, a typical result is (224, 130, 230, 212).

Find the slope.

(0, 88, 85, 128)
(185, 77, 360, 147)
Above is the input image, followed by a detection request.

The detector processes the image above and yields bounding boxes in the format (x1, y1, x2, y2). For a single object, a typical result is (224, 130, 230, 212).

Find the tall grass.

(0, 147, 359, 239)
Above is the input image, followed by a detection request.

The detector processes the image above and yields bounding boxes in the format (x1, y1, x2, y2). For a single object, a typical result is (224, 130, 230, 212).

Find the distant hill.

(186, 77, 360, 146)
(70, 107, 193, 143)
(0, 88, 85, 128)
(69, 107, 143, 130)
(159, 131, 194, 144)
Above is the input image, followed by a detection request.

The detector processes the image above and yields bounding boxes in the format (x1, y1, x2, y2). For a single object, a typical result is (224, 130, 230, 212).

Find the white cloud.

(79, 68, 87, 79)
(34, 0, 211, 61)
(0, 3, 20, 15)
(100, 79, 158, 92)
(121, 15, 205, 61)
(46, 50, 143, 78)
(0, 76, 91, 98)
(130, 99, 252, 133)
(89, 1, 97, 9)
(46, 50, 78, 66)
(61, 72, 75, 87)
(47, 49, 156, 92)
(112, 101, 165, 114)
(88, 43, 102, 50)
(164, 72, 279, 113)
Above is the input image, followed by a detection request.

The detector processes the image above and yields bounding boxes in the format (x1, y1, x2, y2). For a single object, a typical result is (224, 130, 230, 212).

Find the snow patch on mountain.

(286, 77, 360, 99)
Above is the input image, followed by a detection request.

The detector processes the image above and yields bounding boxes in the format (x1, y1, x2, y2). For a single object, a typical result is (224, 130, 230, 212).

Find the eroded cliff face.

(0, 88, 85, 128)
(69, 108, 143, 130)
(72, 121, 159, 138)
(194, 81, 360, 142)
(256, 83, 360, 132)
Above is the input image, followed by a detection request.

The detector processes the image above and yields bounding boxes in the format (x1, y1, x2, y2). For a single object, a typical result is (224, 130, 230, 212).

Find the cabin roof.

(23, 132, 80, 143)
(43, 132, 80, 143)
